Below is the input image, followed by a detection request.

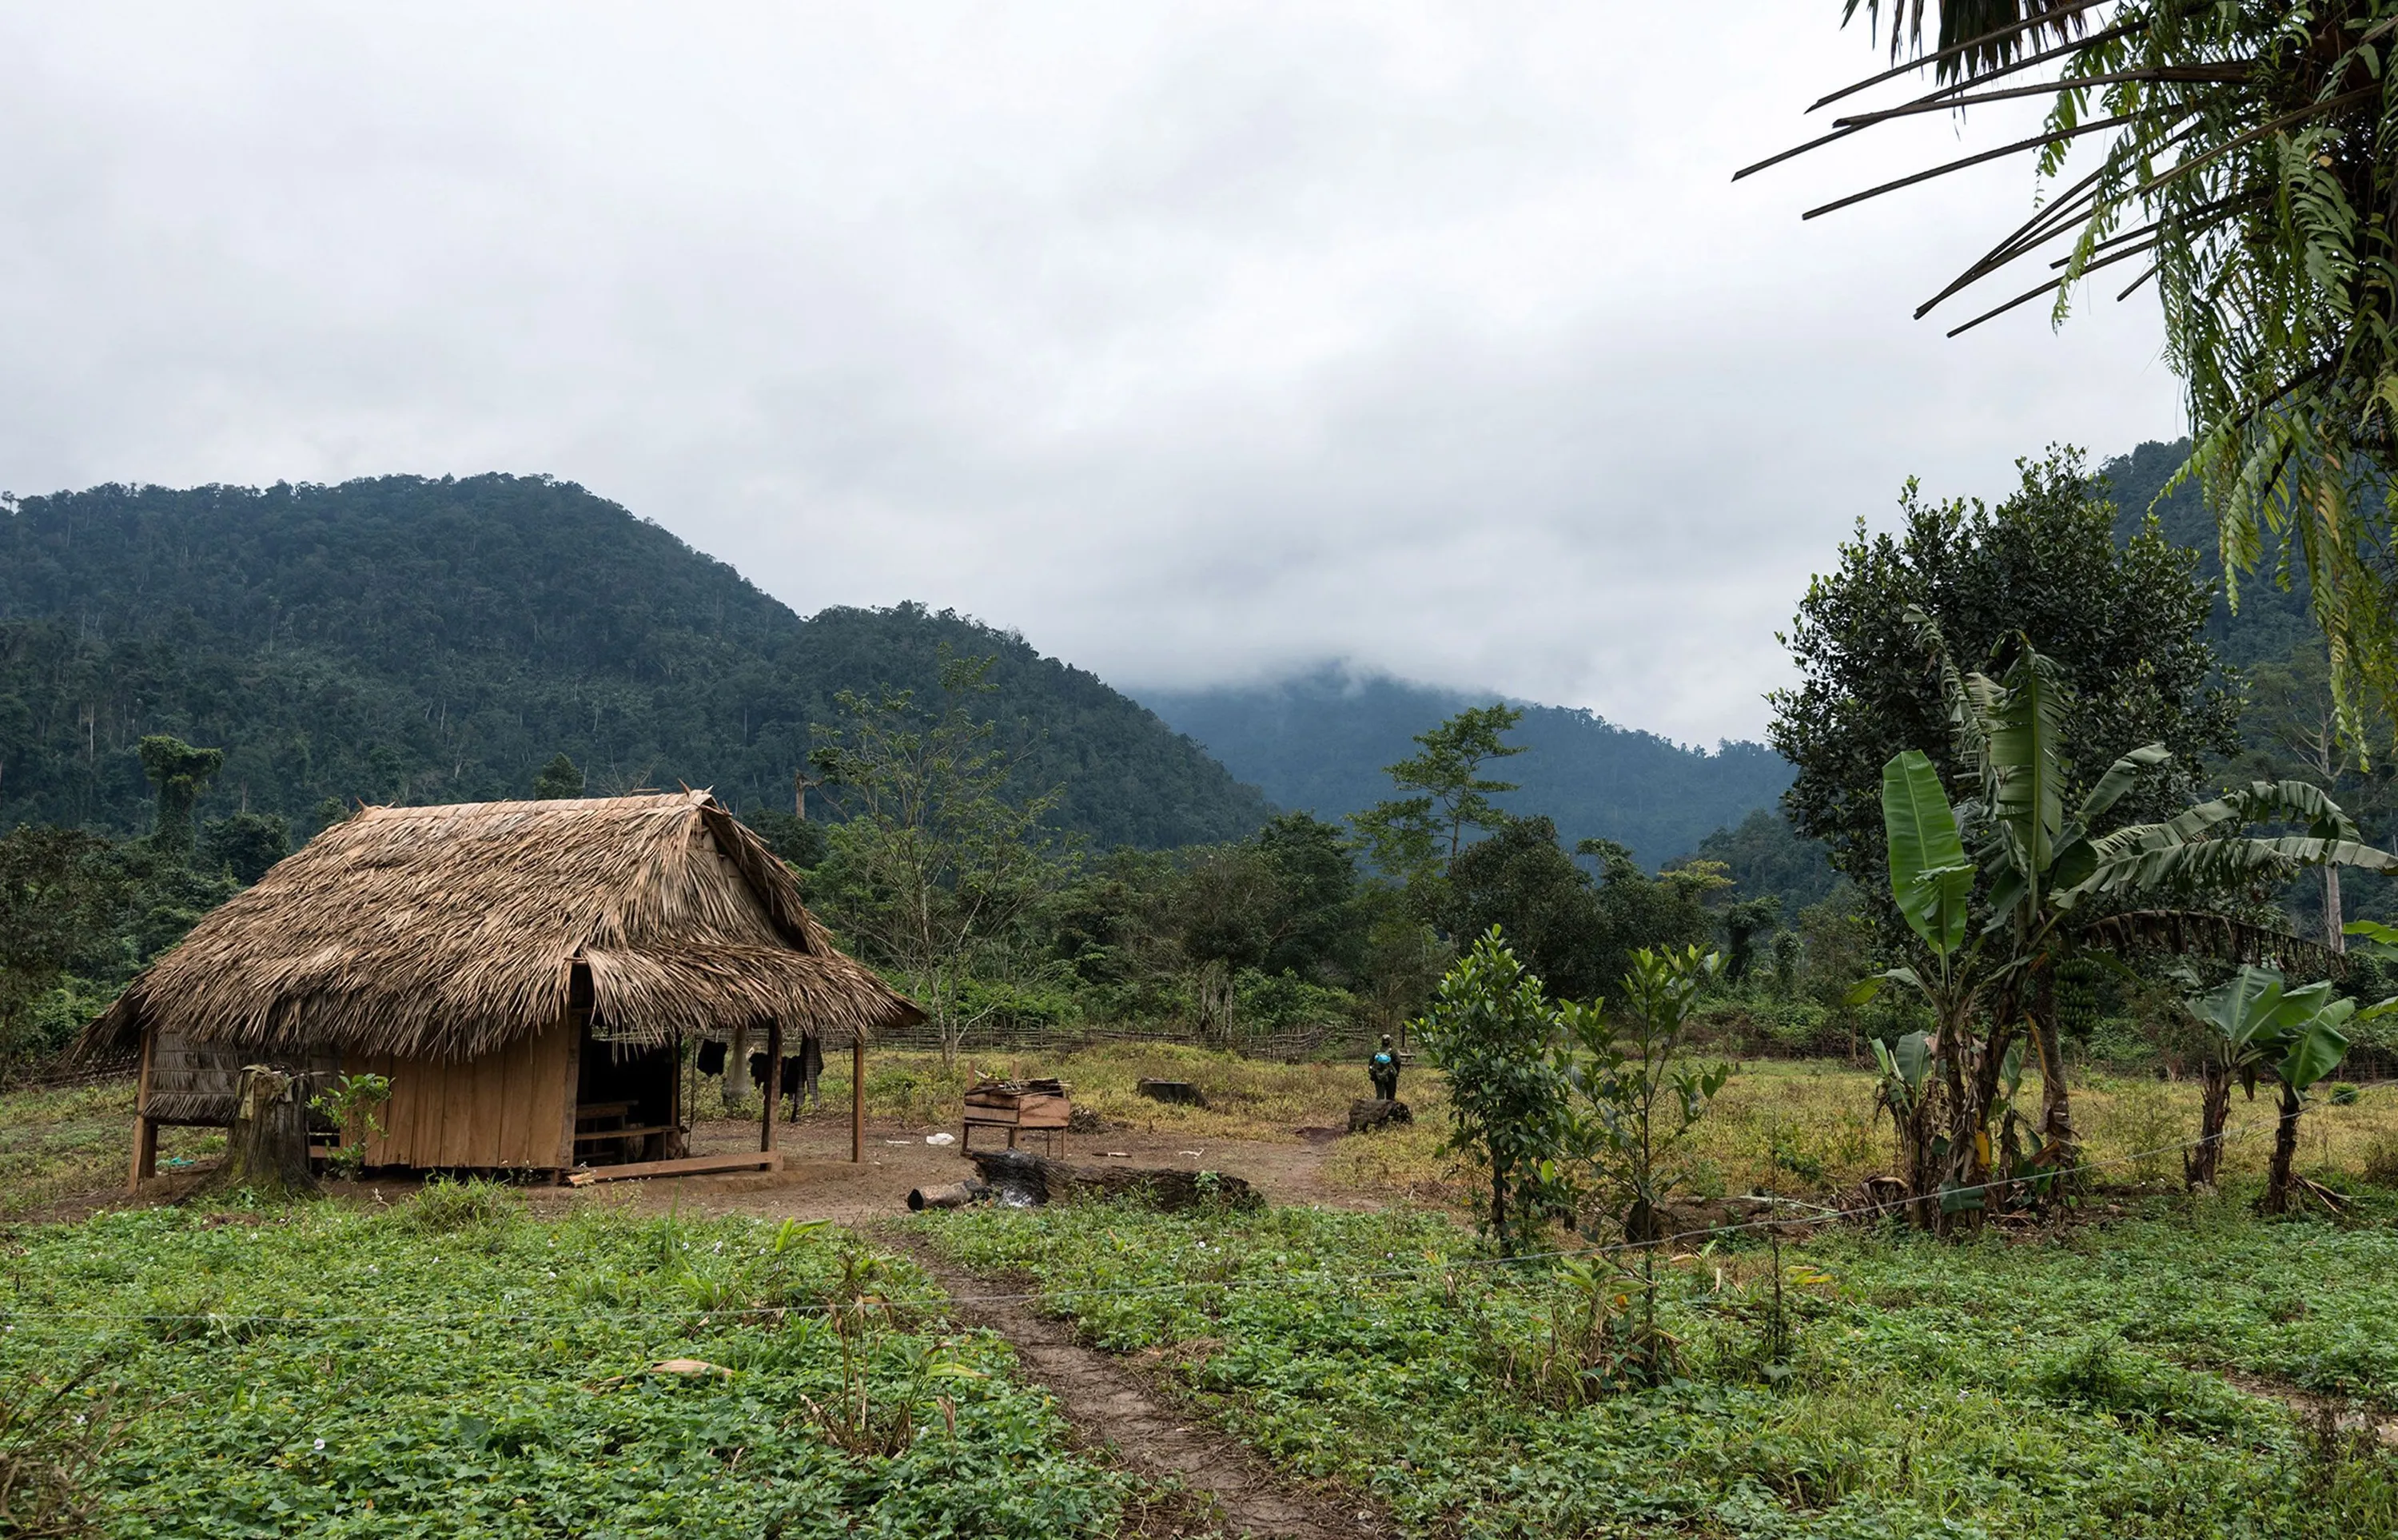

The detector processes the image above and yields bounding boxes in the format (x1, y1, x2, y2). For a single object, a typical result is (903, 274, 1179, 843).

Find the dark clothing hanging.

(750, 1052, 807, 1110)
(797, 1033, 824, 1105)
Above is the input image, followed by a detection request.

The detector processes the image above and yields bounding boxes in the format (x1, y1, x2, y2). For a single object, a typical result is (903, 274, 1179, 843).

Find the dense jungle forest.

(0, 474, 1271, 852)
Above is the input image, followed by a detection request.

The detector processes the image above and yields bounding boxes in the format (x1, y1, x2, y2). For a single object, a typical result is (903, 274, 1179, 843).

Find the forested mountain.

(2100, 439, 2316, 670)
(1141, 667, 1794, 871)
(0, 476, 1272, 850)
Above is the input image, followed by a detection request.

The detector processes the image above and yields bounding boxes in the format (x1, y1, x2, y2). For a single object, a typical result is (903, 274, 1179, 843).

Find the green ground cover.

(0, 1188, 1132, 1538)
(916, 1199, 2398, 1538)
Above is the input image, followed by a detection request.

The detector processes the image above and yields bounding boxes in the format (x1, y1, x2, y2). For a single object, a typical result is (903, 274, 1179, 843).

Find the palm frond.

(2075, 833, 2397, 902)
(2077, 910, 2346, 974)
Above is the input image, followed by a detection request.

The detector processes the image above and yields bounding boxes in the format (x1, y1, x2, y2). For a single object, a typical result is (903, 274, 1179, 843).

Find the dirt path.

(891, 1234, 1391, 1540)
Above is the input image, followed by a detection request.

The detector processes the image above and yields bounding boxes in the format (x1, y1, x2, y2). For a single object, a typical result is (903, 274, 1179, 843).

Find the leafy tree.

(0, 826, 124, 1061)
(1870, 659, 2395, 1232)
(1581, 840, 1724, 993)
(1770, 451, 2238, 909)
(532, 753, 584, 800)
(1561, 945, 1728, 1383)
(1352, 704, 1525, 901)
(1563, 945, 1728, 1244)
(1444, 818, 1610, 1001)
(1719, 897, 1782, 987)
(200, 813, 290, 885)
(744, 808, 828, 871)
(137, 735, 223, 861)
(808, 651, 1066, 1064)
(1775, 5, 2398, 738)
(1413, 928, 1573, 1254)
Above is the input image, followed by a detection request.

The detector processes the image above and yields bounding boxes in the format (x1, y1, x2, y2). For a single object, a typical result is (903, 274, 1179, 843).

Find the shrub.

(2328, 1081, 2361, 1107)
(393, 1177, 518, 1236)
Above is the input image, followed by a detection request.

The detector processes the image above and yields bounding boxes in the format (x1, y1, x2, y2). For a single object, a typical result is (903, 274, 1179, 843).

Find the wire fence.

(866, 1017, 1380, 1063)
(0, 1095, 2349, 1335)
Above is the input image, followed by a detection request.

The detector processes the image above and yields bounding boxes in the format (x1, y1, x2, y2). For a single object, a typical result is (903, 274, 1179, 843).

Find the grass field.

(914, 1195, 2398, 1537)
(854, 1045, 2398, 1210)
(0, 1080, 221, 1220)
(0, 1186, 1143, 1538)
(14, 1051, 2398, 1537)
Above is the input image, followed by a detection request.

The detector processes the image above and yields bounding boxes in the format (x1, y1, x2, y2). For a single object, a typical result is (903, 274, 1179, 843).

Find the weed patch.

(0, 1203, 1133, 1536)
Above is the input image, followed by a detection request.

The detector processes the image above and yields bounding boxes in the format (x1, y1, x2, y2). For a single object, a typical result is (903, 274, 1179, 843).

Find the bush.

(950, 973, 1081, 1034)
(2328, 1081, 2362, 1106)
(1232, 969, 1356, 1037)
(393, 1177, 518, 1236)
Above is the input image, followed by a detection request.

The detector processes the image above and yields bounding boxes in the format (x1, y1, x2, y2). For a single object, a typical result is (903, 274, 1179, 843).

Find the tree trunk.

(2029, 963, 2077, 1167)
(1491, 1159, 1509, 1250)
(965, 1148, 1263, 1211)
(1937, 1041, 1986, 1238)
(191, 1065, 318, 1201)
(2261, 1081, 2303, 1215)
(2185, 1062, 2231, 1189)
(2326, 865, 2345, 953)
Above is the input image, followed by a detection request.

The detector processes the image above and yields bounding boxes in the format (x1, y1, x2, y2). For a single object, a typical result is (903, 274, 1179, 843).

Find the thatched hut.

(83, 790, 919, 1187)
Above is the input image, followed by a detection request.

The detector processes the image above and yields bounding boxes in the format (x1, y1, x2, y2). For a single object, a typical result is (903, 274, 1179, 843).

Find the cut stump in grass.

(1347, 1097, 1412, 1134)
(965, 1148, 1261, 1212)
(189, 1065, 318, 1202)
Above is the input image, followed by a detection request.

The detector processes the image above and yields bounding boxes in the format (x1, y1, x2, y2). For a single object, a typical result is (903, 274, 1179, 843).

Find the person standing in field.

(1368, 1035, 1401, 1102)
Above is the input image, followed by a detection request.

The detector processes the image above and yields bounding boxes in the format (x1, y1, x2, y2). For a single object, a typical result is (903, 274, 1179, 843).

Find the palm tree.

(1755, 3, 2398, 741)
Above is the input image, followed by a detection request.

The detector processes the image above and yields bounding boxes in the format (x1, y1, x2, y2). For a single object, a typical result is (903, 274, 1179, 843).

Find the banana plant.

(1899, 611, 2395, 1174)
(2184, 966, 2372, 1214)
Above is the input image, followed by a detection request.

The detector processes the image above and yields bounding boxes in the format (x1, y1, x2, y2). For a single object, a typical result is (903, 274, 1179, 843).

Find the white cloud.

(0, 2, 2184, 743)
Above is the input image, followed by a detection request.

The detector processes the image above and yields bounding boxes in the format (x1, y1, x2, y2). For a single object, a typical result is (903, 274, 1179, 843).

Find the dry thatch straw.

(81, 790, 918, 1064)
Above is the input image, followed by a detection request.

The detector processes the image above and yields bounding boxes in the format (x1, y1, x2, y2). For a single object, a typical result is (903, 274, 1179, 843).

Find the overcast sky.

(0, 3, 2185, 745)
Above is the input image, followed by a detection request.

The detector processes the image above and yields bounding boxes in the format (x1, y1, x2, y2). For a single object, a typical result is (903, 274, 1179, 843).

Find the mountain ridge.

(1141, 665, 1791, 871)
(0, 474, 1272, 849)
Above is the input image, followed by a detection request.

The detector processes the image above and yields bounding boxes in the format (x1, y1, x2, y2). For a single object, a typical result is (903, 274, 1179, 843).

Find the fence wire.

(0, 1094, 2352, 1336)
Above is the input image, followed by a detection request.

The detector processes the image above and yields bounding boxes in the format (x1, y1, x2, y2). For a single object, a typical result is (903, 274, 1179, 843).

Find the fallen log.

(908, 1180, 990, 1211)
(965, 1148, 1261, 1212)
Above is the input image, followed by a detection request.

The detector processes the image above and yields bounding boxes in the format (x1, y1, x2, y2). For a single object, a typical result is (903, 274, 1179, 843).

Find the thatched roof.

(83, 790, 918, 1062)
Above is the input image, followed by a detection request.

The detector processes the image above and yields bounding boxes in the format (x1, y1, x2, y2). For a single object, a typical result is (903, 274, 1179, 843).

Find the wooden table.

(962, 1081, 1070, 1156)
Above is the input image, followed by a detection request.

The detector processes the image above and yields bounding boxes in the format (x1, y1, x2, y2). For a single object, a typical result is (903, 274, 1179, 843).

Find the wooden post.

(128, 1027, 158, 1192)
(557, 1017, 584, 1180)
(851, 1038, 865, 1164)
(760, 1021, 783, 1153)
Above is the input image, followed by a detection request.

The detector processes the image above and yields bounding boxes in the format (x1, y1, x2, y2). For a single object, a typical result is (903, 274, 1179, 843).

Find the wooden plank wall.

(359, 1017, 572, 1169)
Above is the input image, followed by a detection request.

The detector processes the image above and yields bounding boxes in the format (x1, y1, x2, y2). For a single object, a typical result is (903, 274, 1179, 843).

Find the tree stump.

(1348, 1097, 1412, 1133)
(190, 1065, 320, 1201)
(965, 1148, 1261, 1212)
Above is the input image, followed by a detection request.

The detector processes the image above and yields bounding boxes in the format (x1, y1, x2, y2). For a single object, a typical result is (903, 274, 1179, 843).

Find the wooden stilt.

(129, 1028, 158, 1192)
(760, 1020, 783, 1153)
(851, 1038, 865, 1164)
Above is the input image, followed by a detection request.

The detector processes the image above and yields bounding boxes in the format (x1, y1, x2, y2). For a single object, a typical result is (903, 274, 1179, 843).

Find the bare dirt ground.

(540, 1104, 1389, 1223)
